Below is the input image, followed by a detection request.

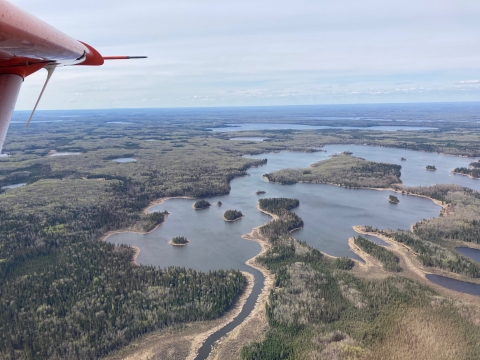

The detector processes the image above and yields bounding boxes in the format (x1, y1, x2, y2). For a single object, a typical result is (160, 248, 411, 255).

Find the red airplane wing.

(0, 0, 146, 152)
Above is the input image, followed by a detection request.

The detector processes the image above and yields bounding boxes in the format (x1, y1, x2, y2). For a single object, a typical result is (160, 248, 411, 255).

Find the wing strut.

(26, 64, 57, 128)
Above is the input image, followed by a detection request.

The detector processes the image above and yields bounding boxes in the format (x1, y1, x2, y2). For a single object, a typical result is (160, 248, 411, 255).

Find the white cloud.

(457, 80, 480, 84)
(9, 0, 480, 108)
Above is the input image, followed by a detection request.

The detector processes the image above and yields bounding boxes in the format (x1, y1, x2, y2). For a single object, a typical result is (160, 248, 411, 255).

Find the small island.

(169, 236, 190, 246)
(193, 199, 211, 209)
(400, 157, 406, 161)
(342, 151, 353, 155)
(256, 190, 266, 195)
(217, 201, 222, 206)
(223, 209, 243, 221)
(426, 165, 437, 171)
(388, 195, 400, 204)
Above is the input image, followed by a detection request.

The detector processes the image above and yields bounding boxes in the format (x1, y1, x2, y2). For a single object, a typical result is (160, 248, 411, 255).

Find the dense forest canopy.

(224, 209, 243, 221)
(171, 236, 189, 244)
(388, 195, 399, 203)
(194, 199, 211, 209)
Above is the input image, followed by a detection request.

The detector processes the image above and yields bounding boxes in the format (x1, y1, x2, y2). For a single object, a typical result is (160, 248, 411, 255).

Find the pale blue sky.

(11, 0, 480, 109)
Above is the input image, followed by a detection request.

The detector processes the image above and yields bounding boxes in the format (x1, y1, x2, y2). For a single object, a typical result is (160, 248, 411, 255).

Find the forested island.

(170, 236, 189, 245)
(388, 195, 400, 204)
(194, 199, 211, 209)
(426, 165, 437, 171)
(223, 209, 243, 221)
(255, 190, 266, 195)
(263, 155, 402, 188)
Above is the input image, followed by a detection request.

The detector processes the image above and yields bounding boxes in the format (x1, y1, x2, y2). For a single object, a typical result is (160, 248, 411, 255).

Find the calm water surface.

(229, 137, 267, 142)
(323, 145, 480, 191)
(426, 274, 480, 296)
(1, 183, 26, 190)
(112, 158, 137, 163)
(107, 150, 444, 270)
(456, 247, 480, 263)
(211, 123, 438, 132)
(49, 152, 81, 157)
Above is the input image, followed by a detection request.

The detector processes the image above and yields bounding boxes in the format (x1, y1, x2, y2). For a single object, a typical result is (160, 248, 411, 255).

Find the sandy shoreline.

(452, 170, 479, 180)
(168, 239, 190, 246)
(103, 271, 255, 360)
(206, 210, 275, 359)
(222, 214, 244, 222)
(185, 271, 255, 360)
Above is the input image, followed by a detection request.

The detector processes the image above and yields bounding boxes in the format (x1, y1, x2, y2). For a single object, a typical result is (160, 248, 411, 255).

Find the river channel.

(106, 145, 480, 358)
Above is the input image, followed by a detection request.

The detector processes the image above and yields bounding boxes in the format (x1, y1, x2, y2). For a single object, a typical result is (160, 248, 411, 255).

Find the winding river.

(106, 145, 480, 358)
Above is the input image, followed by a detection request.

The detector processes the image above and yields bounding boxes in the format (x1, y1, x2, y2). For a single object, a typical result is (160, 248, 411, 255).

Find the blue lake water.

(426, 274, 480, 296)
(210, 123, 438, 132)
(107, 149, 442, 271)
(49, 152, 81, 157)
(229, 137, 267, 142)
(1, 183, 26, 190)
(456, 247, 480, 263)
(112, 158, 137, 163)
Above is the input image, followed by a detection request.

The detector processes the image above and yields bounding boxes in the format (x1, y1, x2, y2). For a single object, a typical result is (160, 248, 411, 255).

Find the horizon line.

(12, 100, 480, 113)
